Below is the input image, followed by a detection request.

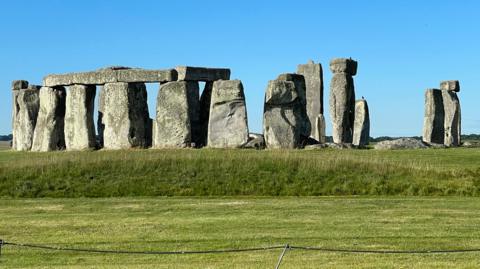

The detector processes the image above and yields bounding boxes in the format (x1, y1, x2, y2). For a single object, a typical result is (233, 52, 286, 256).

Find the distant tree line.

(0, 134, 13, 141)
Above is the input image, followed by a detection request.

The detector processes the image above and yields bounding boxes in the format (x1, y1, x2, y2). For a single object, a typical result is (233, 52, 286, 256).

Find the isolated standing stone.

(12, 87, 40, 150)
(153, 81, 199, 148)
(263, 80, 306, 148)
(442, 90, 461, 147)
(297, 60, 325, 141)
(103, 82, 150, 149)
(207, 80, 249, 148)
(329, 58, 357, 144)
(422, 89, 444, 144)
(31, 86, 66, 151)
(64, 85, 96, 150)
(352, 99, 370, 146)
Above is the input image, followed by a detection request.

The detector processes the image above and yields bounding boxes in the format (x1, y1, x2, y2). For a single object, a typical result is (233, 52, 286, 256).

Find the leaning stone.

(43, 68, 177, 87)
(242, 133, 266, 149)
(102, 82, 150, 149)
(13, 88, 40, 151)
(353, 99, 370, 146)
(31, 87, 66, 152)
(440, 80, 460, 92)
(329, 73, 355, 144)
(422, 89, 444, 144)
(297, 60, 324, 138)
(263, 80, 306, 149)
(175, 66, 230, 81)
(207, 80, 249, 148)
(64, 85, 96, 150)
(153, 81, 199, 148)
(442, 90, 461, 147)
(12, 80, 28, 91)
(374, 138, 428, 150)
(329, 58, 358, 75)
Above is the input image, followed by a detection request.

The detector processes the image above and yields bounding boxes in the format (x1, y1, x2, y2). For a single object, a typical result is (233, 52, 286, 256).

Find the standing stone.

(198, 82, 213, 147)
(13, 87, 40, 150)
(207, 80, 249, 148)
(276, 73, 310, 137)
(352, 99, 370, 147)
(11, 80, 29, 149)
(442, 90, 461, 147)
(103, 82, 150, 150)
(263, 80, 306, 148)
(31, 86, 66, 152)
(297, 60, 325, 141)
(153, 81, 199, 148)
(64, 85, 96, 150)
(422, 89, 444, 144)
(329, 58, 357, 144)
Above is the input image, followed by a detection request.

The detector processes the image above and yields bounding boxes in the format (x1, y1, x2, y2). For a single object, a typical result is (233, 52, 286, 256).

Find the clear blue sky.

(1, 0, 478, 136)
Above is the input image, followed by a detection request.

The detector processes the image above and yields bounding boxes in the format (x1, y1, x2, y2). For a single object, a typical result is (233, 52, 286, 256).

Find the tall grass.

(1, 148, 480, 197)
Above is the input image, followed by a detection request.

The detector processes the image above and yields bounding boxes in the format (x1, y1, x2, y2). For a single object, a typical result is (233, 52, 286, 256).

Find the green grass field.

(1, 147, 480, 197)
(1, 197, 480, 268)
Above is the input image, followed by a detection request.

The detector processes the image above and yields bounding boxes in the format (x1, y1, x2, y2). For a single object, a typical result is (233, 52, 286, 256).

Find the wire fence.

(2, 239, 480, 268)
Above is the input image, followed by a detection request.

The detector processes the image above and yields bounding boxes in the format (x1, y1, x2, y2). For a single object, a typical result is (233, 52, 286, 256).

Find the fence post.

(274, 244, 289, 269)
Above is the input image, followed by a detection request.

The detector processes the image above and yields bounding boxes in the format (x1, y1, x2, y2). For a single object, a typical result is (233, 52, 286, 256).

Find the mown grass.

(1, 148, 480, 197)
(2, 197, 480, 268)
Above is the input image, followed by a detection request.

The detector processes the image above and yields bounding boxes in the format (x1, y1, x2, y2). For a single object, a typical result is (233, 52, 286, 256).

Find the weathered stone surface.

(442, 90, 461, 147)
(276, 73, 310, 136)
(242, 133, 265, 149)
(353, 99, 370, 147)
(153, 81, 199, 148)
(12, 80, 28, 91)
(31, 87, 66, 152)
(374, 138, 427, 150)
(43, 68, 177, 87)
(325, 142, 355, 149)
(207, 80, 249, 148)
(263, 80, 306, 149)
(314, 114, 326, 143)
(440, 80, 460, 92)
(198, 82, 213, 147)
(330, 58, 358, 75)
(175, 66, 230, 81)
(422, 89, 444, 144)
(64, 85, 96, 150)
(103, 82, 150, 149)
(13, 88, 40, 151)
(297, 60, 324, 139)
(329, 73, 355, 143)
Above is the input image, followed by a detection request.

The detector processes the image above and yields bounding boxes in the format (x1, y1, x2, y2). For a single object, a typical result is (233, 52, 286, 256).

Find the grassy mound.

(1, 148, 480, 197)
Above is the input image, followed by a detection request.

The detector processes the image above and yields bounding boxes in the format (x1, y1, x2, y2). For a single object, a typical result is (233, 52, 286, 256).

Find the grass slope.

(1, 148, 480, 197)
(1, 197, 480, 268)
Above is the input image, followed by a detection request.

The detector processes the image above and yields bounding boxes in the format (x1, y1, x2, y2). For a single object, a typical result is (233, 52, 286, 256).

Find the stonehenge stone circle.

(64, 85, 96, 150)
(263, 79, 306, 149)
(31, 86, 66, 152)
(442, 89, 461, 147)
(12, 84, 40, 151)
(153, 81, 200, 148)
(207, 80, 249, 148)
(352, 99, 370, 147)
(297, 60, 325, 142)
(329, 58, 357, 144)
(102, 82, 150, 149)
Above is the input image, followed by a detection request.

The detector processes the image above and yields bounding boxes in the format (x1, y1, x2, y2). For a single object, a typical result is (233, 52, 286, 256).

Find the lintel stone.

(175, 66, 230, 81)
